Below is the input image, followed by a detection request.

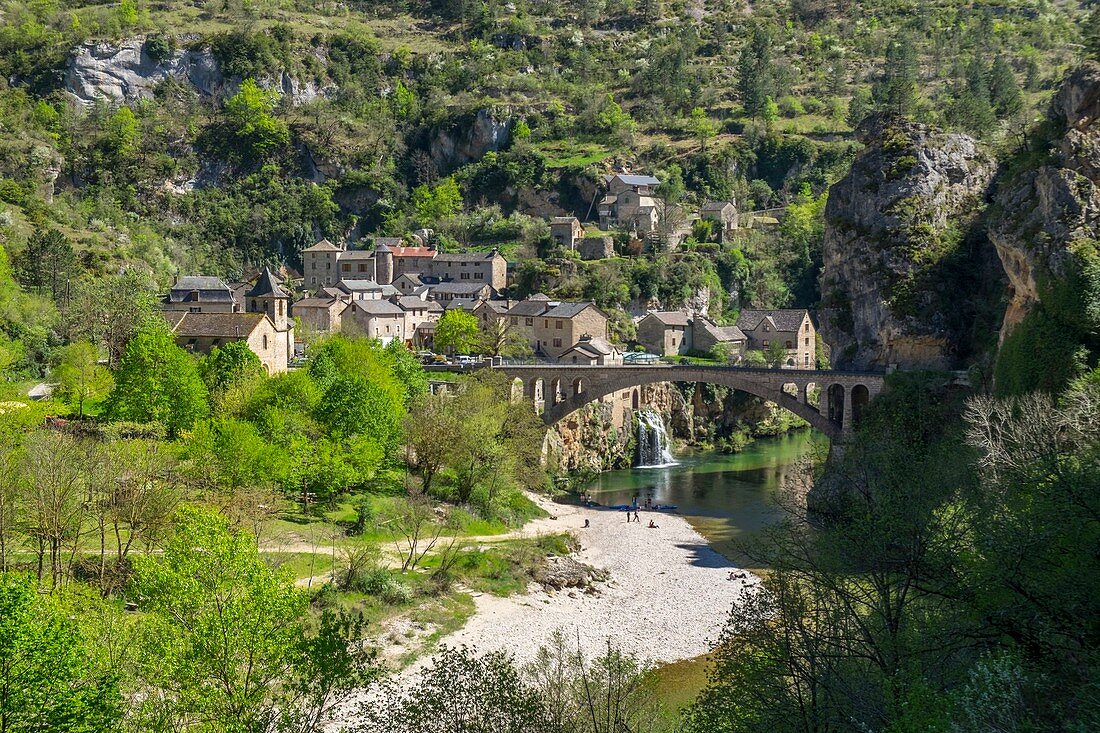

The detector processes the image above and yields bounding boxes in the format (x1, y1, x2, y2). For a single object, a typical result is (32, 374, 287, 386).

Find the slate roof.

(610, 174, 661, 187)
(695, 318, 746, 343)
(544, 301, 600, 319)
(446, 298, 478, 311)
(170, 312, 267, 338)
(352, 299, 404, 316)
(564, 336, 615, 357)
(433, 251, 499, 262)
(506, 299, 553, 317)
(167, 276, 235, 304)
(430, 282, 490, 295)
(292, 297, 343, 310)
(701, 201, 735, 212)
(373, 237, 404, 248)
(551, 216, 580, 225)
(245, 268, 288, 299)
(397, 296, 442, 312)
(302, 239, 341, 252)
(736, 309, 810, 332)
(339, 249, 376, 260)
(644, 310, 689, 327)
(478, 300, 515, 314)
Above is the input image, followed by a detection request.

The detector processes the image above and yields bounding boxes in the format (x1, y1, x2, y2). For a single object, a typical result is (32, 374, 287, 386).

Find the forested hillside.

(0, 0, 1091, 376)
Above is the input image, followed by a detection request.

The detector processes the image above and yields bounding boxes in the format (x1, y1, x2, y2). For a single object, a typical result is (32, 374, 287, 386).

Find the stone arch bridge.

(493, 365, 887, 440)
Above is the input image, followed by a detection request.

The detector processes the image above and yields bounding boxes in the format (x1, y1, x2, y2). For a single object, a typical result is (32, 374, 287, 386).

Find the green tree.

(0, 574, 123, 731)
(132, 506, 378, 732)
(16, 228, 77, 302)
(434, 309, 480, 355)
(54, 340, 112, 417)
(411, 177, 463, 224)
(224, 79, 290, 161)
(688, 107, 718, 151)
(988, 56, 1022, 118)
(872, 35, 919, 116)
(106, 106, 140, 159)
(764, 338, 788, 366)
(118, 0, 138, 27)
(61, 272, 156, 368)
(595, 94, 636, 141)
(384, 339, 429, 403)
(201, 341, 264, 394)
(737, 25, 774, 119)
(104, 324, 209, 437)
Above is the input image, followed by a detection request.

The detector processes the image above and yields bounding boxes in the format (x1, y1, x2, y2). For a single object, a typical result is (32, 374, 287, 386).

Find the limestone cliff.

(64, 38, 330, 106)
(988, 63, 1100, 392)
(819, 116, 997, 370)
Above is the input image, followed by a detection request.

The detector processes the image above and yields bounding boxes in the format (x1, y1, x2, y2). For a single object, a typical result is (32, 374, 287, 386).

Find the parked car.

(416, 351, 435, 364)
(431, 354, 448, 364)
(455, 355, 477, 366)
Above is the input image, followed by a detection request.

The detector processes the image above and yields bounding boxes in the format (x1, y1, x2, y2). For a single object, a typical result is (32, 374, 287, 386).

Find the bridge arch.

(496, 365, 885, 442)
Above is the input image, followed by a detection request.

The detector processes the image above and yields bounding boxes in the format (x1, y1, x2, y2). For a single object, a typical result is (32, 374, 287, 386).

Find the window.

(262, 335, 269, 349)
(460, 272, 470, 280)
(762, 340, 770, 348)
(311, 262, 316, 270)
(474, 272, 483, 280)
(358, 264, 367, 273)
(190, 290, 199, 300)
(311, 276, 316, 284)
(278, 301, 284, 316)
(511, 317, 518, 325)
(805, 355, 811, 365)
(785, 340, 793, 349)
(805, 338, 810, 347)
(544, 320, 549, 328)
(555, 320, 562, 330)
(342, 263, 351, 272)
(326, 262, 331, 270)
(763, 323, 770, 332)
(251, 299, 257, 310)
(553, 338, 562, 348)
(525, 318, 533, 326)
(189, 306, 201, 313)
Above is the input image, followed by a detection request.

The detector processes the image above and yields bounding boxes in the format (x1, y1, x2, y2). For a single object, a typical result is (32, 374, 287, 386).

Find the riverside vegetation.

(0, 0, 1099, 731)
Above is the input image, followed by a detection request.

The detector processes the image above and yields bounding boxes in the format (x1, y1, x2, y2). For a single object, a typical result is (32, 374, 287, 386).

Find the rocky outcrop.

(64, 39, 223, 104)
(427, 109, 513, 175)
(64, 38, 330, 106)
(819, 116, 996, 370)
(988, 62, 1100, 342)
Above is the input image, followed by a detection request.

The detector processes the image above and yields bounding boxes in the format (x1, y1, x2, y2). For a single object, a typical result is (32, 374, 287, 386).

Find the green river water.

(584, 430, 819, 568)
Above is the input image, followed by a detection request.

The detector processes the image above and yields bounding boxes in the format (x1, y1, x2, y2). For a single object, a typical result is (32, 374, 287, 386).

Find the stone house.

(243, 269, 295, 365)
(302, 239, 343, 288)
(347, 299, 406, 345)
(395, 296, 442, 344)
(292, 296, 350, 333)
(559, 335, 622, 365)
(392, 273, 424, 295)
(691, 317, 746, 359)
(700, 201, 739, 233)
(636, 311, 691, 356)
(550, 217, 584, 250)
(336, 280, 399, 301)
(389, 245, 437, 282)
(163, 276, 239, 313)
(429, 251, 507, 291)
(598, 174, 661, 233)
(735, 309, 816, 368)
(532, 301, 609, 359)
(337, 250, 378, 281)
(503, 295, 553, 347)
(578, 236, 614, 261)
(166, 312, 288, 374)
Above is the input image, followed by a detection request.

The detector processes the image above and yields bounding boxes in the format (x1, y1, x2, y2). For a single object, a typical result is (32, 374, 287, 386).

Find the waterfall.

(636, 410, 676, 468)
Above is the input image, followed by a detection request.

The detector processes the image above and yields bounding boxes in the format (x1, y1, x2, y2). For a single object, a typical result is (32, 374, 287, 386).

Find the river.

(584, 430, 820, 568)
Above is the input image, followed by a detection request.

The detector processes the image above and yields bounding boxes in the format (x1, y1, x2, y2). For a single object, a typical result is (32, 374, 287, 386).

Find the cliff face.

(819, 116, 997, 370)
(988, 63, 1100, 392)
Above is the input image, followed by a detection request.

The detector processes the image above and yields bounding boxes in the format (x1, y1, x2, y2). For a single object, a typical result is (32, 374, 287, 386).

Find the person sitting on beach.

(583, 518, 590, 528)
(648, 520, 658, 529)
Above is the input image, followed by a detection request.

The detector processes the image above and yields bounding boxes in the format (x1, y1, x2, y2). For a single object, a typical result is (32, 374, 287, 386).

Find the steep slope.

(818, 116, 997, 370)
(989, 63, 1100, 394)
